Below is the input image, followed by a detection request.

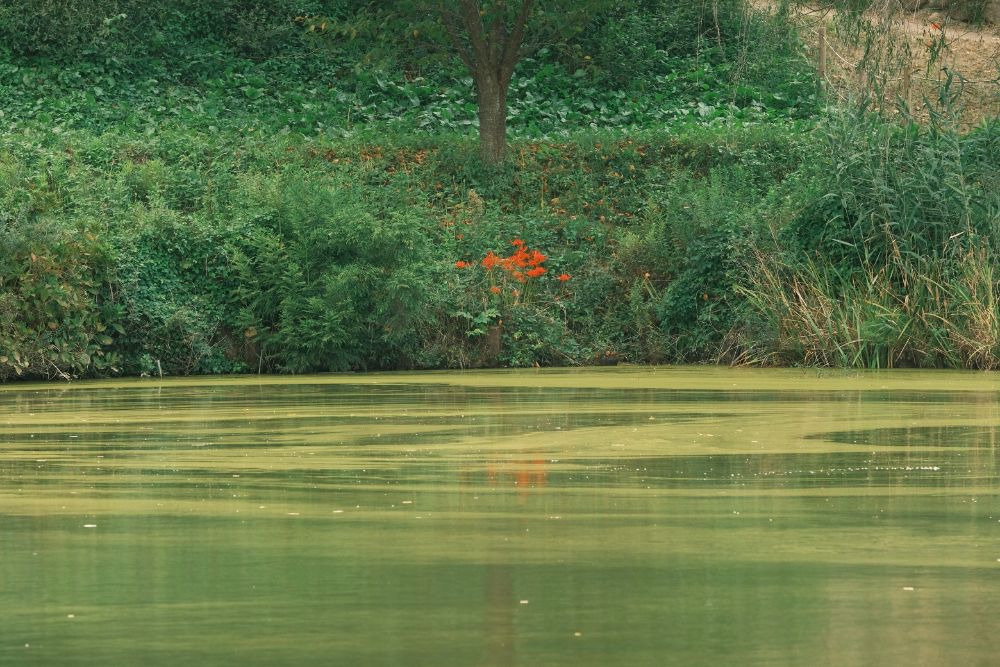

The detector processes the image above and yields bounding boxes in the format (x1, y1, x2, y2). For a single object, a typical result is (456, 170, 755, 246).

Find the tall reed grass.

(738, 110, 1000, 368)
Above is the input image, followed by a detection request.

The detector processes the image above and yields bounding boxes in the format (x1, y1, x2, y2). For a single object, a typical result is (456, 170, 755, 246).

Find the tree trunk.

(476, 72, 508, 165)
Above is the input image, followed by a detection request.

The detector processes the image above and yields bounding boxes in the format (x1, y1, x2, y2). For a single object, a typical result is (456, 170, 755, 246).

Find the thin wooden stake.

(818, 26, 827, 83)
(902, 67, 912, 111)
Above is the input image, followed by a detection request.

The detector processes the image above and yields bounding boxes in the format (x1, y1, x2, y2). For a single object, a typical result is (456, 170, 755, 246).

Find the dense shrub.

(0, 125, 809, 378)
(239, 179, 443, 372)
(0, 217, 120, 380)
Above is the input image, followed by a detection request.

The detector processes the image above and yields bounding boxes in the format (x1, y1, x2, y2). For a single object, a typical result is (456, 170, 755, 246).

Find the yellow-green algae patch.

(1, 367, 998, 666)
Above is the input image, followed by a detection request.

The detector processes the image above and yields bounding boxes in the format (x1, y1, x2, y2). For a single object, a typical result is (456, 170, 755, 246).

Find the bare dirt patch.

(757, 3, 999, 126)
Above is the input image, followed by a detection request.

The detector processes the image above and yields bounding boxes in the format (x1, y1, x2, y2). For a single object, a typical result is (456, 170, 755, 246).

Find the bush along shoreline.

(2, 112, 997, 381)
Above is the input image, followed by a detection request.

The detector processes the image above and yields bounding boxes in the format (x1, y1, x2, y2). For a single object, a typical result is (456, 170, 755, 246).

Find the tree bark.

(441, 0, 533, 165)
(476, 71, 508, 165)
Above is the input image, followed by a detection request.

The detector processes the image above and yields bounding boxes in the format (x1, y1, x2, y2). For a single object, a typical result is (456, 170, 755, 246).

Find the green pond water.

(1, 367, 999, 666)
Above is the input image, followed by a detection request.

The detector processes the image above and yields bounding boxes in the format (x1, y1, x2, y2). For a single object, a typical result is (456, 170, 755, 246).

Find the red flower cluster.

(481, 238, 548, 283)
(455, 239, 569, 292)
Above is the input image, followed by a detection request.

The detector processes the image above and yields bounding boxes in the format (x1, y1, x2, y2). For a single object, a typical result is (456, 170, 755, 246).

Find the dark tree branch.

(500, 0, 533, 86)
(439, 3, 476, 72)
(458, 0, 492, 73)
(488, 0, 508, 67)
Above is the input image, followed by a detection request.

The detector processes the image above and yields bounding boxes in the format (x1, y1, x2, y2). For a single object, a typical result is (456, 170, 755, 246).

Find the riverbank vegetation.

(1, 0, 997, 379)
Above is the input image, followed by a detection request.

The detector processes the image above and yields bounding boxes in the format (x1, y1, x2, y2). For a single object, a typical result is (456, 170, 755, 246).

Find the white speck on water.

(67, 614, 75, 619)
(332, 510, 344, 514)
(519, 600, 529, 604)
(401, 500, 413, 505)
(902, 586, 915, 591)
(83, 524, 97, 528)
(287, 512, 300, 516)
(574, 632, 582, 637)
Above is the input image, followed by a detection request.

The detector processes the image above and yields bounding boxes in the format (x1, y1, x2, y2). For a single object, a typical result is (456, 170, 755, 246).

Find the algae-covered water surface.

(2, 367, 998, 666)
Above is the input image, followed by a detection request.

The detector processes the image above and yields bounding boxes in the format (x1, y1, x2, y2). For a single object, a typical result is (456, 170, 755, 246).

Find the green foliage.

(238, 179, 441, 372)
(0, 123, 812, 378)
(0, 0, 338, 61)
(579, 0, 745, 80)
(0, 217, 120, 380)
(740, 113, 1000, 368)
(639, 168, 761, 360)
(0, 0, 817, 140)
(783, 113, 999, 274)
(113, 206, 247, 376)
(9, 2, 992, 377)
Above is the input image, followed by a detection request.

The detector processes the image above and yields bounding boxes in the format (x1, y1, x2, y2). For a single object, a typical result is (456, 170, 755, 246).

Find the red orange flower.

(477, 239, 554, 288)
(526, 267, 546, 278)
(455, 260, 469, 269)
(558, 273, 571, 282)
